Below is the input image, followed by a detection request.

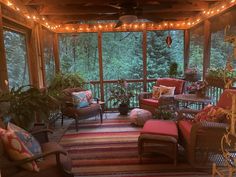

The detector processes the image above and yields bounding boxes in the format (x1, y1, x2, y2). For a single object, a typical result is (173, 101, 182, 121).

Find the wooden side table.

(174, 94, 212, 110)
(93, 100, 107, 119)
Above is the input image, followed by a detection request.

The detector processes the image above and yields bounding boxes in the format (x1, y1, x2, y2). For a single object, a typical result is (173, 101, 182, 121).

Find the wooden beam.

(184, 29, 190, 72)
(142, 30, 147, 92)
(39, 2, 208, 15)
(53, 33, 60, 73)
(98, 31, 104, 101)
(203, 19, 211, 79)
(39, 25, 46, 87)
(0, 4, 9, 91)
(26, 0, 219, 5)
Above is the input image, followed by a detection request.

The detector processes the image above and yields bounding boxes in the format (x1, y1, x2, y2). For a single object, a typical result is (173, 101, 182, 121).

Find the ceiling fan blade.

(114, 20, 123, 28)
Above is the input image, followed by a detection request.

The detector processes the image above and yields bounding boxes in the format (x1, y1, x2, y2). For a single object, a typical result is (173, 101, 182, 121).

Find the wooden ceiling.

(21, 0, 222, 25)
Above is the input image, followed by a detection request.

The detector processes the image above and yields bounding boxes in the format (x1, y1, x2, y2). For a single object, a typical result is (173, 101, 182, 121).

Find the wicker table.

(175, 94, 211, 110)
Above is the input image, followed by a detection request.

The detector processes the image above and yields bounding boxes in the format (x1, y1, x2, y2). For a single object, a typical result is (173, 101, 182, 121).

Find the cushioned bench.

(138, 120, 178, 165)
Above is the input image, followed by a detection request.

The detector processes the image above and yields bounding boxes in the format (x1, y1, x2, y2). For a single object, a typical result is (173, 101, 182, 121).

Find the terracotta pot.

(118, 103, 129, 115)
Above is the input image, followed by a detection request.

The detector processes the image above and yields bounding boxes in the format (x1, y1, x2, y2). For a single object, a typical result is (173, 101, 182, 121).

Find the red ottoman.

(138, 120, 178, 165)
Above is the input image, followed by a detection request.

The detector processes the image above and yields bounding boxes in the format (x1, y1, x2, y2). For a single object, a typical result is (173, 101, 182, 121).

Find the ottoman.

(138, 120, 178, 165)
(129, 108, 152, 126)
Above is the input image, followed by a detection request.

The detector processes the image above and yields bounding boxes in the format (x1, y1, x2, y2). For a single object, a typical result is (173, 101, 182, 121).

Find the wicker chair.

(139, 78, 185, 115)
(61, 88, 102, 131)
(177, 89, 236, 167)
(0, 123, 74, 177)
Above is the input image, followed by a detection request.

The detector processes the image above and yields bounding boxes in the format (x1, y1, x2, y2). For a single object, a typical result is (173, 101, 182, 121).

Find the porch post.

(98, 31, 104, 101)
(38, 25, 46, 87)
(143, 30, 147, 92)
(203, 19, 211, 79)
(0, 4, 9, 91)
(184, 29, 190, 72)
(53, 33, 60, 74)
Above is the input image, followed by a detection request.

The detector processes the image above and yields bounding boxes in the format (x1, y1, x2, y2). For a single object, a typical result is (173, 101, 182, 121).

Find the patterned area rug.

(60, 117, 211, 177)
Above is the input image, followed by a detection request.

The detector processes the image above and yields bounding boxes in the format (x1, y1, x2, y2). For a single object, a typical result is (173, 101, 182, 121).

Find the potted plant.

(205, 67, 236, 88)
(48, 72, 85, 99)
(184, 67, 200, 82)
(186, 81, 208, 98)
(169, 62, 178, 78)
(0, 85, 58, 130)
(108, 79, 134, 115)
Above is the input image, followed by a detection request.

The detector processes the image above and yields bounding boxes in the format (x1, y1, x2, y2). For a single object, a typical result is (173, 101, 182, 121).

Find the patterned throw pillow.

(0, 128, 39, 171)
(160, 85, 176, 96)
(72, 91, 89, 108)
(194, 105, 228, 123)
(84, 90, 93, 103)
(8, 123, 42, 155)
(152, 86, 161, 100)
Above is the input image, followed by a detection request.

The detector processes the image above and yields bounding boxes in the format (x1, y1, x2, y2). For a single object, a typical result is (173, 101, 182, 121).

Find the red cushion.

(178, 120, 193, 142)
(217, 89, 236, 110)
(141, 120, 178, 139)
(156, 78, 185, 94)
(140, 99, 159, 107)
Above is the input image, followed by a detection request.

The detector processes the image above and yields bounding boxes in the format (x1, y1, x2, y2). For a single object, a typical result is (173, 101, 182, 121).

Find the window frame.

(3, 22, 32, 87)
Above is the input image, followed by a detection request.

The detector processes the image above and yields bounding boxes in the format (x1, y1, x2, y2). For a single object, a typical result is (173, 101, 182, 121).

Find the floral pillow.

(8, 123, 42, 156)
(194, 105, 228, 123)
(0, 128, 39, 171)
(72, 91, 89, 108)
(160, 85, 175, 96)
(84, 90, 93, 103)
(152, 86, 161, 100)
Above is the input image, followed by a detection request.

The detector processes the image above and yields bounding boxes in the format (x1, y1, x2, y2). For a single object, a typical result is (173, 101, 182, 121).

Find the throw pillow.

(0, 128, 39, 171)
(152, 86, 161, 100)
(160, 85, 176, 96)
(8, 123, 42, 156)
(194, 105, 228, 123)
(85, 90, 93, 103)
(72, 91, 89, 108)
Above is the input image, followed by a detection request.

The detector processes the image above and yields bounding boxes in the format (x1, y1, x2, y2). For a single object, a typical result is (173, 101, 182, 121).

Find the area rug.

(60, 117, 211, 177)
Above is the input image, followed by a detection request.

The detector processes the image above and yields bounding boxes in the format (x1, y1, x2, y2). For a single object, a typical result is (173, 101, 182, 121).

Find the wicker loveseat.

(139, 78, 185, 115)
(177, 89, 236, 166)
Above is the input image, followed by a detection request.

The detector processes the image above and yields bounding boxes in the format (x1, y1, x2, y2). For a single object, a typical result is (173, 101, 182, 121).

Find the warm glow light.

(7, 1, 13, 6)
(42, 17, 45, 21)
(197, 19, 200, 22)
(46, 22, 48, 25)
(164, 23, 167, 26)
(203, 11, 206, 14)
(26, 15, 31, 19)
(231, 0, 235, 3)
(16, 7, 20, 11)
(65, 27, 69, 30)
(221, 5, 225, 9)
(32, 16, 36, 20)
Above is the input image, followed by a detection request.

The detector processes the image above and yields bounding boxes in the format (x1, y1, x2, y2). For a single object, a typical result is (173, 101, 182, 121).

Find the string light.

(2, 0, 236, 32)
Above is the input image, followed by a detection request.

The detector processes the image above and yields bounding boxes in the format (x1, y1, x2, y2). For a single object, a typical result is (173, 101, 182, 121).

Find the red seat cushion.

(217, 89, 236, 110)
(156, 78, 185, 94)
(178, 120, 193, 142)
(140, 99, 159, 107)
(141, 120, 178, 139)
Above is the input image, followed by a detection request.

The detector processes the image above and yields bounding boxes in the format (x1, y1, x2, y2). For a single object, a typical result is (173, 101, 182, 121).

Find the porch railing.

(85, 79, 224, 111)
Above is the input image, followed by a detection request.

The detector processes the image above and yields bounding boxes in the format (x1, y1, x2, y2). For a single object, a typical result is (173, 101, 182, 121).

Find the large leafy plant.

(0, 85, 58, 130)
(48, 73, 85, 98)
(108, 79, 134, 106)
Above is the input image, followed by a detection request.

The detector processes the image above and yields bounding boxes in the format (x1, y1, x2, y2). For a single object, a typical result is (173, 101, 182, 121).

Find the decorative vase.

(118, 103, 129, 115)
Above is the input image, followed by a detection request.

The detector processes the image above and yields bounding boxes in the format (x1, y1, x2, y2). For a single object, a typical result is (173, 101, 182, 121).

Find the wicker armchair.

(177, 89, 236, 166)
(61, 88, 102, 131)
(139, 78, 185, 115)
(0, 125, 74, 177)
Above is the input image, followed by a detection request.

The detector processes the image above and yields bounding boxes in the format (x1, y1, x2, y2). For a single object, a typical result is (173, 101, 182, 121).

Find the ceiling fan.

(105, 0, 160, 28)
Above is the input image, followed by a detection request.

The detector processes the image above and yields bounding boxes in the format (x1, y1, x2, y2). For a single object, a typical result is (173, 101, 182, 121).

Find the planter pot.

(118, 103, 129, 115)
(205, 76, 225, 88)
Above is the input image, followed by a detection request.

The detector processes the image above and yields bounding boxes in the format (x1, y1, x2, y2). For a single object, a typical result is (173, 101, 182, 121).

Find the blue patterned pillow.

(7, 123, 42, 156)
(72, 91, 89, 108)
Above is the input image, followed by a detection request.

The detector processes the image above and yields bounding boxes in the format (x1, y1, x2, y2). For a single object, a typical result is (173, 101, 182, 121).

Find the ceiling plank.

(39, 2, 208, 16)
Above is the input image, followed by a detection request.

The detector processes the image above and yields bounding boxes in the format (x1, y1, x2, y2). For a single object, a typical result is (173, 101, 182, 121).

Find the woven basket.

(205, 76, 225, 88)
